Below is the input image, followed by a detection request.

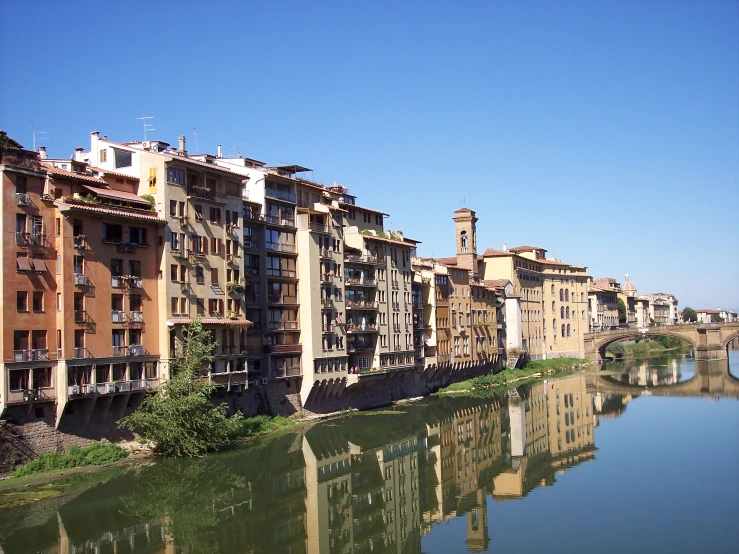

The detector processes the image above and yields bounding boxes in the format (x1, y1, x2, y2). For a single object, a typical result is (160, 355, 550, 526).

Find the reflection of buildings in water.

(594, 392, 634, 419)
(621, 358, 684, 387)
(2, 376, 609, 554)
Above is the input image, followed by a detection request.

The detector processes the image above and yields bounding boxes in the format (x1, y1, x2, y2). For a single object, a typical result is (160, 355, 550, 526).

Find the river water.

(1, 350, 738, 554)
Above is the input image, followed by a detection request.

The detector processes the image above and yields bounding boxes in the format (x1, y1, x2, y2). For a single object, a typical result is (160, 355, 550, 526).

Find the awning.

(423, 334, 436, 347)
(81, 185, 151, 206)
(16, 256, 32, 271)
(32, 258, 47, 272)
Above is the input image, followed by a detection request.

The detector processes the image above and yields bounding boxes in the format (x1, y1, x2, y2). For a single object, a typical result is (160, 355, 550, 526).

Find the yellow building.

(589, 278, 622, 331)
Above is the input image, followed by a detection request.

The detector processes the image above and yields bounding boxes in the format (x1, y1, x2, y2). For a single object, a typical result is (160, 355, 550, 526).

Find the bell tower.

(453, 208, 478, 279)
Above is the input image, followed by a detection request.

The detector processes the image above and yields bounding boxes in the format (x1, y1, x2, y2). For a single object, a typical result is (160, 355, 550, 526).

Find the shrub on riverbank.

(10, 444, 127, 478)
(237, 415, 294, 438)
(440, 358, 591, 394)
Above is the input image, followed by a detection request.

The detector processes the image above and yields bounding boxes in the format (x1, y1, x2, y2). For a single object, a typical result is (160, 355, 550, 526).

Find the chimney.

(503, 243, 508, 252)
(38, 146, 48, 160)
(74, 147, 84, 162)
(217, 145, 222, 158)
(178, 136, 187, 156)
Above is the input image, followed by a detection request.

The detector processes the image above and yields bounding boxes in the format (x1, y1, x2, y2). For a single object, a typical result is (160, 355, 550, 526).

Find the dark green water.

(2, 351, 738, 553)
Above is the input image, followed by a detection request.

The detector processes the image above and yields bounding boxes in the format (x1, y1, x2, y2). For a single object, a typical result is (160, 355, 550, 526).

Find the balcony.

(74, 310, 89, 324)
(345, 277, 377, 287)
(73, 236, 86, 249)
(265, 215, 296, 228)
(321, 298, 334, 309)
(73, 347, 91, 359)
(268, 295, 298, 305)
(265, 188, 297, 203)
(267, 269, 297, 280)
(348, 341, 373, 353)
(7, 388, 55, 404)
(319, 274, 333, 283)
(346, 300, 378, 310)
(116, 242, 137, 253)
(263, 343, 303, 354)
(266, 242, 297, 254)
(271, 366, 302, 379)
(210, 371, 248, 388)
(267, 321, 300, 332)
(112, 310, 126, 323)
(129, 311, 144, 324)
(226, 223, 238, 235)
(74, 273, 89, 286)
(13, 349, 50, 362)
(319, 248, 333, 259)
(346, 323, 378, 334)
(322, 324, 336, 333)
(436, 297, 449, 306)
(344, 254, 380, 265)
(16, 192, 30, 206)
(112, 345, 147, 357)
(309, 222, 329, 234)
(67, 379, 159, 397)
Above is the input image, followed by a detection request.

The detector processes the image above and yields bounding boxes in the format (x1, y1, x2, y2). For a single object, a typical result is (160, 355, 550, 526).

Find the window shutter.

(148, 167, 157, 192)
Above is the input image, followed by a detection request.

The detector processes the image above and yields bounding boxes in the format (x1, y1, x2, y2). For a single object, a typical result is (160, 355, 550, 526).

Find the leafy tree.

(682, 307, 698, 323)
(711, 313, 724, 323)
(617, 298, 627, 324)
(606, 342, 625, 358)
(118, 317, 244, 457)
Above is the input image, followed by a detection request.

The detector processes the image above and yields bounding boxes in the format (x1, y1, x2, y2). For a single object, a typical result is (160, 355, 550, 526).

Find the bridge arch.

(592, 330, 697, 361)
(723, 333, 739, 350)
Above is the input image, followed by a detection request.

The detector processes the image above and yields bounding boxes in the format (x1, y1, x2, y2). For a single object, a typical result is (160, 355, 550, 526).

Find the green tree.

(118, 317, 244, 457)
(606, 342, 625, 358)
(682, 307, 698, 323)
(711, 313, 724, 323)
(617, 298, 627, 324)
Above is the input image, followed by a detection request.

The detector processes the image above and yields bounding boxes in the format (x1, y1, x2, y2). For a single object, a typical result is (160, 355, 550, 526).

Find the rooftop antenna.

(462, 196, 466, 208)
(31, 126, 48, 151)
(136, 114, 155, 142)
(193, 127, 200, 152)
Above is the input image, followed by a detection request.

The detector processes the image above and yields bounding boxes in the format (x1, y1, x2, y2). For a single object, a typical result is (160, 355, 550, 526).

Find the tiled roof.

(360, 233, 421, 246)
(482, 248, 512, 257)
(484, 279, 510, 288)
(89, 166, 140, 180)
(42, 163, 107, 184)
(341, 201, 390, 216)
(167, 317, 253, 327)
(436, 256, 458, 266)
(82, 185, 151, 206)
(508, 245, 546, 253)
(55, 200, 166, 223)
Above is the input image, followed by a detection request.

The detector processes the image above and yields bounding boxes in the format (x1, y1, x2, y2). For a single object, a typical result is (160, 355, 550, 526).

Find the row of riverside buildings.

(0, 130, 681, 429)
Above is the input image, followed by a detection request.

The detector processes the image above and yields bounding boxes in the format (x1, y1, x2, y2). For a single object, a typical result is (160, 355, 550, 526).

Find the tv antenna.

(31, 126, 48, 151)
(136, 114, 155, 141)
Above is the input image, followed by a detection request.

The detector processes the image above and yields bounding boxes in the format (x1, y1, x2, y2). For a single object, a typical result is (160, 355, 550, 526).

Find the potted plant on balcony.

(226, 280, 245, 294)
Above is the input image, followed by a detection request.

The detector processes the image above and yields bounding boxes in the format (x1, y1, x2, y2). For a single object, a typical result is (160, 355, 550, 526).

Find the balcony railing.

(348, 341, 373, 352)
(346, 300, 378, 310)
(264, 215, 296, 227)
(73, 347, 90, 359)
(344, 254, 380, 265)
(112, 345, 146, 357)
(322, 324, 336, 333)
(112, 310, 126, 323)
(210, 371, 248, 388)
(346, 323, 378, 333)
(267, 269, 297, 279)
(268, 295, 298, 305)
(309, 222, 329, 233)
(116, 242, 137, 253)
(129, 311, 144, 323)
(266, 242, 296, 253)
(7, 388, 55, 404)
(267, 321, 299, 331)
(319, 248, 333, 259)
(322, 298, 334, 309)
(271, 365, 302, 378)
(263, 343, 303, 354)
(16, 192, 30, 206)
(265, 188, 297, 203)
(13, 349, 49, 362)
(345, 277, 377, 287)
(74, 310, 89, 323)
(74, 273, 89, 286)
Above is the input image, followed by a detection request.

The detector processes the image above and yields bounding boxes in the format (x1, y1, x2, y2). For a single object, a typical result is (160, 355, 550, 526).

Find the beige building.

(644, 293, 679, 325)
(588, 278, 621, 331)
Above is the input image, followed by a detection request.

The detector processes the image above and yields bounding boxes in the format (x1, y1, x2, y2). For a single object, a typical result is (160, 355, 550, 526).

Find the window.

(195, 266, 204, 284)
(167, 167, 185, 185)
(169, 200, 177, 216)
(209, 207, 221, 223)
(17, 291, 28, 312)
(113, 148, 132, 168)
(128, 260, 141, 277)
(211, 268, 219, 284)
(32, 292, 43, 312)
(129, 227, 147, 245)
(102, 223, 123, 243)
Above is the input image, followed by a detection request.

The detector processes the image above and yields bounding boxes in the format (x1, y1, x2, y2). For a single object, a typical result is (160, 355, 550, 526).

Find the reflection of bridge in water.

(588, 359, 739, 399)
(584, 322, 739, 362)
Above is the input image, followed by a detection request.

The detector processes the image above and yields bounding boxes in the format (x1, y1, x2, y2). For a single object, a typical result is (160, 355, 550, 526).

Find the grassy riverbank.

(438, 357, 593, 395)
(9, 444, 128, 478)
(607, 337, 691, 360)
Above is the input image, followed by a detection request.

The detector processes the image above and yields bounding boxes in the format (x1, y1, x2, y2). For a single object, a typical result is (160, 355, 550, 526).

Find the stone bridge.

(587, 359, 739, 399)
(583, 322, 739, 362)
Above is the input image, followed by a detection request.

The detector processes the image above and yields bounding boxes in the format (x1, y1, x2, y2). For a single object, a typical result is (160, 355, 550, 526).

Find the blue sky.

(1, 0, 737, 311)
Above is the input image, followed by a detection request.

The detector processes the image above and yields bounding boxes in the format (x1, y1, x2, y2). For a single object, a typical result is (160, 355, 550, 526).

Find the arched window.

(460, 231, 468, 252)
(567, 324, 571, 337)
(565, 289, 569, 302)
(566, 306, 570, 319)
(560, 306, 565, 319)
(559, 289, 564, 301)
(581, 292, 584, 302)
(551, 284, 555, 295)
(552, 301, 556, 312)
(561, 324, 566, 337)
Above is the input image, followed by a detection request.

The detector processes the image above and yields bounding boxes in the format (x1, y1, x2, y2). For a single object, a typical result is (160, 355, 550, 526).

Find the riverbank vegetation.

(439, 357, 592, 395)
(10, 444, 127, 478)
(606, 335, 691, 360)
